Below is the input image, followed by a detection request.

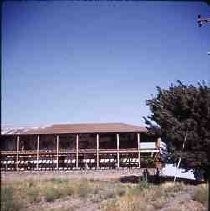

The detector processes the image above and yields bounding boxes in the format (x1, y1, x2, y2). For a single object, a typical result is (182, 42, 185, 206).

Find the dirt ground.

(1, 168, 148, 183)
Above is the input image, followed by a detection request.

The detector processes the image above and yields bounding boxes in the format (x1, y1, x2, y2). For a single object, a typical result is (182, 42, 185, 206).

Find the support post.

(56, 135, 59, 170)
(76, 134, 79, 169)
(16, 136, 20, 171)
(96, 134, 99, 169)
(116, 133, 120, 168)
(137, 133, 141, 168)
(36, 135, 40, 170)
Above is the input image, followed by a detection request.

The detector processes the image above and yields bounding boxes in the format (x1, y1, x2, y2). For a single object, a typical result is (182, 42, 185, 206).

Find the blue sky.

(2, 1, 210, 126)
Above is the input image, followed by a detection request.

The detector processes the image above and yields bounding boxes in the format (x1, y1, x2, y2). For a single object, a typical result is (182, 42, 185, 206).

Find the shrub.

(27, 188, 41, 203)
(76, 182, 91, 198)
(45, 188, 62, 202)
(138, 179, 151, 190)
(1, 187, 22, 211)
(115, 187, 126, 197)
(49, 178, 68, 184)
(192, 184, 208, 206)
(102, 189, 116, 199)
(61, 186, 75, 196)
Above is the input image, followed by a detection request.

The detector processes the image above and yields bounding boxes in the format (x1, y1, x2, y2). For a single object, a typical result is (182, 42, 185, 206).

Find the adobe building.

(1, 123, 161, 171)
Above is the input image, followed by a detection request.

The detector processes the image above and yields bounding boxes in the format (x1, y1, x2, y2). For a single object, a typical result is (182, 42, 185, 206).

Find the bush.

(45, 188, 62, 202)
(77, 184, 90, 198)
(102, 189, 116, 200)
(1, 187, 22, 211)
(49, 178, 68, 184)
(27, 188, 41, 203)
(192, 184, 208, 206)
(115, 187, 126, 197)
(138, 178, 151, 190)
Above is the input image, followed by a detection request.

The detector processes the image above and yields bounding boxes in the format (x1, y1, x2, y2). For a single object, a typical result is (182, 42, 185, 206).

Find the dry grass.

(101, 182, 187, 211)
(1, 177, 208, 211)
(192, 183, 208, 206)
(1, 177, 127, 211)
(1, 186, 23, 211)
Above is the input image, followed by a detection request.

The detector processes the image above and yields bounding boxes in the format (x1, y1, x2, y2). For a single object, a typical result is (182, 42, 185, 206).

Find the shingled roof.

(2, 123, 147, 135)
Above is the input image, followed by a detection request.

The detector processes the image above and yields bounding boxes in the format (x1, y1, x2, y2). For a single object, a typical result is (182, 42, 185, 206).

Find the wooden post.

(116, 133, 120, 168)
(36, 135, 40, 170)
(16, 136, 20, 171)
(137, 133, 141, 168)
(156, 137, 161, 149)
(56, 135, 59, 170)
(76, 134, 79, 169)
(96, 134, 99, 169)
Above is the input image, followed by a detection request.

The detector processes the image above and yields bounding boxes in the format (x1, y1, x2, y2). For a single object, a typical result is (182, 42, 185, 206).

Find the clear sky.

(2, 1, 210, 127)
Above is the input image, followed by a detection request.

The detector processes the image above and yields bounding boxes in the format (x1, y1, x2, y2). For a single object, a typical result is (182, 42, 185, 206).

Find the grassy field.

(1, 176, 208, 211)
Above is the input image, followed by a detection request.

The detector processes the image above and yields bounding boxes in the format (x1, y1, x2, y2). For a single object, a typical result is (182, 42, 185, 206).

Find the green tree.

(144, 81, 210, 181)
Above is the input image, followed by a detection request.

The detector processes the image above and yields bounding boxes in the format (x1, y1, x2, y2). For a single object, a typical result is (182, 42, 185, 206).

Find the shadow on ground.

(119, 175, 205, 185)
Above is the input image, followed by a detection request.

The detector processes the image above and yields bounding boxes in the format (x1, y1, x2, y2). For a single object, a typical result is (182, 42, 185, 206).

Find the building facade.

(1, 123, 161, 171)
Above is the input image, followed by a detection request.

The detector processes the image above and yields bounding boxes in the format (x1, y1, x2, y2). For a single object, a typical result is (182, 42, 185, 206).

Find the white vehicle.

(161, 164, 195, 180)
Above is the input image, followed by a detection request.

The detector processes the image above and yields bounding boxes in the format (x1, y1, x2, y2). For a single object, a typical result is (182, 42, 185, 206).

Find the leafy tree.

(144, 81, 210, 181)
